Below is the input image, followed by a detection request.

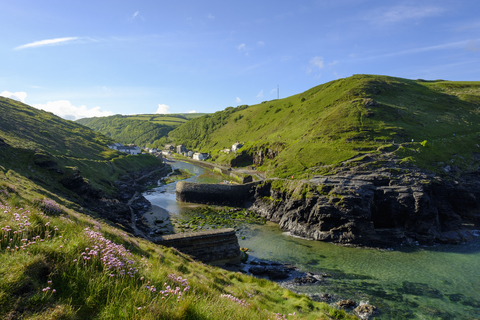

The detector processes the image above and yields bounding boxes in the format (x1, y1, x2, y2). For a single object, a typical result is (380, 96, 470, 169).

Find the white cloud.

(237, 43, 246, 51)
(256, 90, 264, 98)
(310, 56, 324, 69)
(208, 13, 215, 19)
(236, 97, 242, 103)
(328, 60, 338, 66)
(257, 41, 265, 46)
(270, 88, 277, 94)
(377, 5, 444, 24)
(128, 11, 145, 21)
(307, 56, 325, 75)
(0, 91, 27, 103)
(15, 37, 78, 50)
(188, 110, 197, 113)
(32, 100, 114, 120)
(156, 104, 170, 114)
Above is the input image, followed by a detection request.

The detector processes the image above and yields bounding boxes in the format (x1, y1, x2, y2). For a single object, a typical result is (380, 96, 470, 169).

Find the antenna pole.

(277, 85, 279, 99)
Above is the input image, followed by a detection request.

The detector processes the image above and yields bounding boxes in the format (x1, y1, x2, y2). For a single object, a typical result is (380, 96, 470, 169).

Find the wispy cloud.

(270, 88, 277, 94)
(129, 11, 145, 22)
(307, 56, 324, 74)
(208, 13, 215, 19)
(188, 110, 197, 113)
(465, 40, 480, 52)
(257, 41, 265, 46)
(375, 5, 444, 24)
(156, 104, 170, 114)
(0, 91, 27, 103)
(256, 90, 264, 98)
(235, 97, 242, 103)
(15, 37, 79, 50)
(237, 43, 246, 51)
(32, 100, 114, 121)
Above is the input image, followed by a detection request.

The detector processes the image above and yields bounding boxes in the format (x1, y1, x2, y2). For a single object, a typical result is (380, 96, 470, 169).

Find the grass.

(167, 75, 480, 178)
(76, 113, 209, 150)
(0, 96, 357, 319)
(0, 188, 356, 320)
(0, 97, 164, 198)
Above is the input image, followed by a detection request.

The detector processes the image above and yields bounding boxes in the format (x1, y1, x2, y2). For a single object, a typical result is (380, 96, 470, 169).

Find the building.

(164, 144, 175, 151)
(177, 144, 187, 154)
(108, 142, 124, 150)
(149, 148, 159, 154)
(193, 152, 209, 161)
(116, 146, 141, 155)
(187, 151, 193, 157)
(232, 143, 243, 152)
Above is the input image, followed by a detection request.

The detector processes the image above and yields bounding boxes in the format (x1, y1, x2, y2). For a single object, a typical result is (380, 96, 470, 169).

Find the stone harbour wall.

(176, 181, 260, 206)
(154, 228, 242, 263)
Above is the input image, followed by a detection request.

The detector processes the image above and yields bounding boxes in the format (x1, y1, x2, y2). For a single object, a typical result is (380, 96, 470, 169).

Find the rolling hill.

(0, 97, 352, 319)
(77, 113, 208, 149)
(168, 75, 480, 178)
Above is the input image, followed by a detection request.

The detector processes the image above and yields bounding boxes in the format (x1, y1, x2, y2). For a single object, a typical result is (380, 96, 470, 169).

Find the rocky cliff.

(251, 168, 480, 247)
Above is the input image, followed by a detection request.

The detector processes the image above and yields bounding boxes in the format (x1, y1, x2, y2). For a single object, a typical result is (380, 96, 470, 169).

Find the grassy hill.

(0, 97, 163, 198)
(0, 99, 354, 318)
(77, 113, 208, 149)
(169, 75, 480, 178)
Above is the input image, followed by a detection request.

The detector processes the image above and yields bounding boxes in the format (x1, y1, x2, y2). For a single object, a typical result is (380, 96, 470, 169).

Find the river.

(144, 160, 480, 319)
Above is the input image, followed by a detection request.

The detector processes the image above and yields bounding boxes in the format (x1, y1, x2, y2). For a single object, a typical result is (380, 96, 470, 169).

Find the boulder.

(336, 299, 356, 308)
(354, 304, 378, 319)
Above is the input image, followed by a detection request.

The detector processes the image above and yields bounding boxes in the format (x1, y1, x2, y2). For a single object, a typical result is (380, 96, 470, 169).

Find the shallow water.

(145, 160, 480, 319)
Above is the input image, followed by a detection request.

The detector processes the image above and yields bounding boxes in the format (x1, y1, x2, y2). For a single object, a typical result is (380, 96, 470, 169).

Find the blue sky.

(1, 0, 479, 120)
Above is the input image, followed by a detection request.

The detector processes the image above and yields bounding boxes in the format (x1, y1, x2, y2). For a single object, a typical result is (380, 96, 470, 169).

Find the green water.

(145, 160, 480, 319)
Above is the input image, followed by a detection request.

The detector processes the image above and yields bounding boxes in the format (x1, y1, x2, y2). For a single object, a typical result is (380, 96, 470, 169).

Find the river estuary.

(144, 160, 480, 319)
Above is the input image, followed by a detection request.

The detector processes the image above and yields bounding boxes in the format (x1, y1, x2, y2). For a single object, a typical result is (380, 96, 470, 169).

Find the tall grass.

(0, 192, 356, 320)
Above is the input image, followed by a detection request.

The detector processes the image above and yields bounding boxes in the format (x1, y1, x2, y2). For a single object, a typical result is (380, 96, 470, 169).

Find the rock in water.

(336, 299, 356, 308)
(354, 304, 378, 319)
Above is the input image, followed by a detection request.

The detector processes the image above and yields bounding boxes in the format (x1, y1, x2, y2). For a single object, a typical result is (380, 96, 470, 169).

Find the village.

(107, 141, 244, 161)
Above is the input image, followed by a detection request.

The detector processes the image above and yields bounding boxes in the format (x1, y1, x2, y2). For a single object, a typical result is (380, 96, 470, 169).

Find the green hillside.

(77, 113, 208, 149)
(0, 98, 353, 319)
(169, 75, 480, 178)
(0, 97, 163, 198)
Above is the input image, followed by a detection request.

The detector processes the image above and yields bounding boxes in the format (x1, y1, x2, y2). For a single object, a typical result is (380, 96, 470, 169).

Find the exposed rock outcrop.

(251, 168, 480, 247)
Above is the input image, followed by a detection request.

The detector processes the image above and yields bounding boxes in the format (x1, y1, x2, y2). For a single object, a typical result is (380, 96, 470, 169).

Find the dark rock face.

(59, 164, 169, 234)
(251, 170, 480, 247)
(337, 299, 356, 308)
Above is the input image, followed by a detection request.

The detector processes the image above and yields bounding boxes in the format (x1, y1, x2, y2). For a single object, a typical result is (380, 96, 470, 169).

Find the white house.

(187, 151, 193, 157)
(149, 148, 159, 154)
(108, 142, 124, 150)
(116, 146, 141, 155)
(193, 152, 209, 161)
(232, 143, 243, 152)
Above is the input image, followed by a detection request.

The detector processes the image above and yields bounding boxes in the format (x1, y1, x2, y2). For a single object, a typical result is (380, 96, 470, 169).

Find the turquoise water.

(145, 160, 480, 319)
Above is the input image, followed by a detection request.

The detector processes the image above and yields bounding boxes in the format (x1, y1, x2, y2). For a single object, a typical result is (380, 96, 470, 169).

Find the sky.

(1, 0, 479, 120)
